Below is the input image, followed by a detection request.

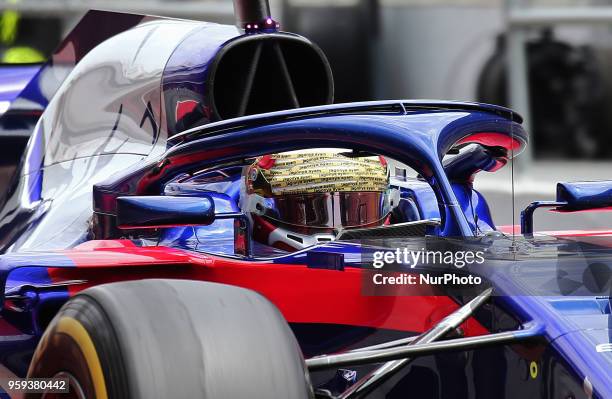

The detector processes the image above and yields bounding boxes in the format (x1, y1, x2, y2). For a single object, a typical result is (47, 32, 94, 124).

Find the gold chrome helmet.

(242, 149, 392, 251)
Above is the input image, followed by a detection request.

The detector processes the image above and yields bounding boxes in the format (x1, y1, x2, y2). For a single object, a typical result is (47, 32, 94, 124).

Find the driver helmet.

(241, 149, 393, 251)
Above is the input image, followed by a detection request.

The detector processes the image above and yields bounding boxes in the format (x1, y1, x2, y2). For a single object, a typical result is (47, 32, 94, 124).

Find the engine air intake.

(208, 33, 333, 120)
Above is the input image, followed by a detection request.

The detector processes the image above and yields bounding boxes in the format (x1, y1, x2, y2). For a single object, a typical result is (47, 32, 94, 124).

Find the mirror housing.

(116, 195, 216, 229)
(556, 181, 612, 211)
(116, 194, 251, 256)
(521, 180, 612, 235)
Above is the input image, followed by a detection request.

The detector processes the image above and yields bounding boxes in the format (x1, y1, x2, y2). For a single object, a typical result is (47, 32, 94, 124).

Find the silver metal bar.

(308, 288, 493, 398)
(348, 335, 417, 353)
(412, 287, 493, 344)
(509, 7, 612, 27)
(308, 328, 540, 372)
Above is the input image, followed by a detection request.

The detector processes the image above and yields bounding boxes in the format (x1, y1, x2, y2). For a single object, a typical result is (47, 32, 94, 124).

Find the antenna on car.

(510, 111, 517, 254)
(232, 0, 279, 31)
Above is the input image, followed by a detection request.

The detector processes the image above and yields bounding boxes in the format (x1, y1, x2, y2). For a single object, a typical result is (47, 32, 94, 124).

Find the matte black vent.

(208, 33, 333, 120)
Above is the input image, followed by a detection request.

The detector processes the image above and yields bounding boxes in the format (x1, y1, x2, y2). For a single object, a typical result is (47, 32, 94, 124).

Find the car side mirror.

(116, 195, 251, 256)
(521, 180, 612, 235)
(116, 195, 216, 229)
(556, 181, 612, 211)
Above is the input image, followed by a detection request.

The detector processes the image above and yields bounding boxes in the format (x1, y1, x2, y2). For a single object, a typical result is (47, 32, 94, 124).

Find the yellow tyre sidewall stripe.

(56, 317, 108, 399)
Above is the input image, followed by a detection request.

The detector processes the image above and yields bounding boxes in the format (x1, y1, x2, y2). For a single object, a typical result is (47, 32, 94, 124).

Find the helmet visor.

(266, 192, 388, 230)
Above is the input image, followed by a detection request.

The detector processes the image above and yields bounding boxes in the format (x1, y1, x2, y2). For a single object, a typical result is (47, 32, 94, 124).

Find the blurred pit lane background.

(0, 0, 610, 231)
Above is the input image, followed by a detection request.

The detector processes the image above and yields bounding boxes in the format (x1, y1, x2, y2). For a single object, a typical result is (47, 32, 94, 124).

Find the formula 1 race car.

(0, 2, 610, 398)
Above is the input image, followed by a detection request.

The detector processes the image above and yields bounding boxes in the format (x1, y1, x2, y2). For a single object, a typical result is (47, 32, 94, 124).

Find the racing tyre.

(27, 279, 312, 399)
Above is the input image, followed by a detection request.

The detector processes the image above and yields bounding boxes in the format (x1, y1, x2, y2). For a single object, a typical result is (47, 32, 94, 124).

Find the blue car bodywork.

(0, 9, 608, 399)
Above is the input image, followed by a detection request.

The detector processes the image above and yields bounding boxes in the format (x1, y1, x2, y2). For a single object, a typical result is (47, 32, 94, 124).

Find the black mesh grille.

(336, 220, 439, 240)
